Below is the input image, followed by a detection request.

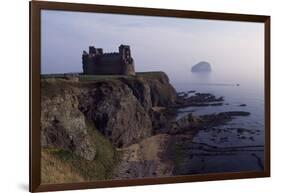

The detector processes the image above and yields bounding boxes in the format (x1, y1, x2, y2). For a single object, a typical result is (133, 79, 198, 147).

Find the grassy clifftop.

(41, 121, 120, 184)
(41, 71, 168, 82)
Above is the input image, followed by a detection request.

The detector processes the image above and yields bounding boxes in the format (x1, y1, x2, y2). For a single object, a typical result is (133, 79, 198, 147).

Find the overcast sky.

(41, 10, 264, 84)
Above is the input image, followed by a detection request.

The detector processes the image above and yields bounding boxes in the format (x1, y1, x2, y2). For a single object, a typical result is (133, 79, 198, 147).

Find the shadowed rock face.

(78, 80, 153, 148)
(41, 81, 96, 161)
(121, 72, 177, 109)
(41, 72, 178, 152)
(191, 61, 211, 72)
(142, 72, 177, 107)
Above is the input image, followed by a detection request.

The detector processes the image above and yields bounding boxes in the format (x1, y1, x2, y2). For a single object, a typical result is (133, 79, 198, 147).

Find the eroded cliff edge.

(41, 71, 254, 183)
(40, 71, 178, 183)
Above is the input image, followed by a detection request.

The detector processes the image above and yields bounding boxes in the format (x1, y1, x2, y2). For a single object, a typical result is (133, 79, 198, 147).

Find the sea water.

(171, 71, 265, 174)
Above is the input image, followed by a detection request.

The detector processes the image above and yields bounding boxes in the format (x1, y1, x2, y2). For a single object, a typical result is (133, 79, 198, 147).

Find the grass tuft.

(41, 121, 121, 184)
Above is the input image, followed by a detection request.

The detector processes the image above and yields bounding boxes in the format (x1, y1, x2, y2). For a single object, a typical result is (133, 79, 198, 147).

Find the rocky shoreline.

(175, 91, 224, 107)
(40, 72, 260, 183)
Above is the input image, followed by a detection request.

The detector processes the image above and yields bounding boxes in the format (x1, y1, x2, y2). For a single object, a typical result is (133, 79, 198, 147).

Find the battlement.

(82, 44, 135, 76)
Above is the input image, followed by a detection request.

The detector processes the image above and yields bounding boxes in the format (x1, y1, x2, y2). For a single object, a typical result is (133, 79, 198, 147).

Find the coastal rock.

(114, 134, 173, 179)
(150, 107, 177, 132)
(40, 74, 180, 182)
(121, 72, 178, 132)
(41, 72, 178, 150)
(200, 111, 250, 127)
(168, 113, 203, 134)
(78, 80, 153, 148)
(176, 92, 224, 107)
(136, 72, 177, 107)
(166, 111, 250, 134)
(119, 77, 152, 112)
(41, 79, 96, 161)
(191, 61, 211, 72)
(40, 71, 256, 181)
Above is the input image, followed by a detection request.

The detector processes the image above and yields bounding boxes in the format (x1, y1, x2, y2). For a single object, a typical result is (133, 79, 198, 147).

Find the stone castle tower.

(82, 45, 135, 75)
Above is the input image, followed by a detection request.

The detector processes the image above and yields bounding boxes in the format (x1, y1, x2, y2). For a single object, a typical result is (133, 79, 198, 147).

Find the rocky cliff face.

(41, 72, 177, 158)
(136, 72, 177, 107)
(78, 80, 152, 148)
(41, 74, 255, 182)
(41, 79, 96, 161)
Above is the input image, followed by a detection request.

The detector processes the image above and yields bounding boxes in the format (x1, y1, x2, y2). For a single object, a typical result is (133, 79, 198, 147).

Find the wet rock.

(218, 111, 250, 116)
(168, 113, 203, 134)
(176, 92, 224, 107)
(220, 137, 228, 143)
(200, 111, 250, 127)
(165, 110, 251, 135)
(237, 128, 247, 134)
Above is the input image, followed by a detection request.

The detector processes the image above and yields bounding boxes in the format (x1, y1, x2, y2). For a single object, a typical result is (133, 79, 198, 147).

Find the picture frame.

(30, 1, 270, 192)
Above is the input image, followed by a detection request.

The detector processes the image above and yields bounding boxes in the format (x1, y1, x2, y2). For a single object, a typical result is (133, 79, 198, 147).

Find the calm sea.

(171, 71, 265, 174)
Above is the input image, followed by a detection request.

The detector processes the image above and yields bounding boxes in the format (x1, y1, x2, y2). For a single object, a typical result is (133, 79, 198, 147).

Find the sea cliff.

(40, 71, 178, 183)
(40, 71, 253, 183)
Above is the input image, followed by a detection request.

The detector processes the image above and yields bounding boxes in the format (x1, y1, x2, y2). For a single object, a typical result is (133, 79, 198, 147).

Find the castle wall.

(82, 45, 135, 76)
(95, 54, 123, 75)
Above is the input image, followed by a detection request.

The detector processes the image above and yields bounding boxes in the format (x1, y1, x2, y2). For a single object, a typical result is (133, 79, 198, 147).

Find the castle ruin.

(82, 45, 135, 75)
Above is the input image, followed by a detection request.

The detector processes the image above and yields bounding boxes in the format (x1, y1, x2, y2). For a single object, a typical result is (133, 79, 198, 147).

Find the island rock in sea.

(191, 61, 211, 73)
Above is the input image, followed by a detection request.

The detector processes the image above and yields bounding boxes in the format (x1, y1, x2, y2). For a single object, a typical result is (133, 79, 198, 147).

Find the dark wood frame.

(30, 1, 270, 192)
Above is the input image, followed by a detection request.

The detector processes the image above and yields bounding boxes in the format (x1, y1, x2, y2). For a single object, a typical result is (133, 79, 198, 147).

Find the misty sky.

(41, 10, 264, 84)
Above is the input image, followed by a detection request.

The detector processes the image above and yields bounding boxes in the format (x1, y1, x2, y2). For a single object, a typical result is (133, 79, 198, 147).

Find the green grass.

(41, 78, 74, 98)
(136, 71, 165, 78)
(171, 142, 186, 172)
(40, 71, 167, 99)
(136, 71, 164, 76)
(41, 72, 165, 83)
(84, 120, 121, 179)
(41, 149, 85, 184)
(42, 121, 121, 183)
(79, 74, 135, 82)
